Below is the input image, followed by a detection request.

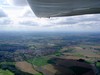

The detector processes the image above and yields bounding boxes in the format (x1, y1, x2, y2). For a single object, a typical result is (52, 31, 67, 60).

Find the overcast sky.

(0, 0, 100, 32)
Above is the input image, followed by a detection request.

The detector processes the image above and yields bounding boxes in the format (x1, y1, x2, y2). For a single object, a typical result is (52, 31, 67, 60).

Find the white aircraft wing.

(27, 0, 100, 17)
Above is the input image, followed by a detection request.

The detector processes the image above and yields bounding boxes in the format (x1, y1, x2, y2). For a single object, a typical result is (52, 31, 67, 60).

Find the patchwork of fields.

(0, 32, 100, 75)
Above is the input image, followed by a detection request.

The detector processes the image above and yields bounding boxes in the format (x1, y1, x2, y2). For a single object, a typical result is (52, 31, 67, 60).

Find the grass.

(0, 69, 14, 75)
(0, 62, 15, 65)
(96, 62, 100, 72)
(96, 62, 100, 67)
(54, 52, 62, 56)
(85, 60, 92, 64)
(74, 53, 84, 57)
(27, 57, 49, 67)
(34, 73, 43, 75)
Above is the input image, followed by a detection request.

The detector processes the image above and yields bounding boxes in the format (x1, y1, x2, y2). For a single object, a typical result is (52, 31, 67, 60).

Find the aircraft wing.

(27, 0, 100, 18)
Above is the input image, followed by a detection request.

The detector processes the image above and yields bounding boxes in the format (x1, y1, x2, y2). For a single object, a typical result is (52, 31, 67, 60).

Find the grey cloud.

(12, 13, 100, 32)
(55, 14, 100, 25)
(78, 15, 100, 22)
(55, 19, 77, 25)
(7, 0, 28, 6)
(22, 9, 35, 17)
(0, 0, 6, 5)
(42, 14, 100, 28)
(0, 9, 7, 17)
(0, 18, 11, 25)
(19, 20, 38, 26)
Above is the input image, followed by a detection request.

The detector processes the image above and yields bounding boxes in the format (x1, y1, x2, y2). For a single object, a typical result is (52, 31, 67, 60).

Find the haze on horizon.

(0, 0, 100, 32)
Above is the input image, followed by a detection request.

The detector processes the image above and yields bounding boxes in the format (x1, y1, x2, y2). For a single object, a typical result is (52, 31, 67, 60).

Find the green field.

(34, 73, 43, 75)
(0, 62, 15, 65)
(74, 53, 84, 57)
(54, 52, 62, 56)
(96, 62, 100, 70)
(27, 57, 49, 67)
(0, 69, 14, 75)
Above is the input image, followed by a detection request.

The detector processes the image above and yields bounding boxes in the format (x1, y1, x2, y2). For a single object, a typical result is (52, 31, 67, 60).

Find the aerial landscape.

(0, 0, 100, 75)
(0, 31, 100, 75)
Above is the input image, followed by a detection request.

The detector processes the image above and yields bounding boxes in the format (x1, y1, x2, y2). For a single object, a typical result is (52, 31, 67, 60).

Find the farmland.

(0, 32, 100, 75)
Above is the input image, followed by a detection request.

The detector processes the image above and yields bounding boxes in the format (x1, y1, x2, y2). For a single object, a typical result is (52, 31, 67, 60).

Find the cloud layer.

(0, 8, 7, 17)
(0, 18, 11, 25)
(0, 0, 100, 32)
(7, 0, 28, 6)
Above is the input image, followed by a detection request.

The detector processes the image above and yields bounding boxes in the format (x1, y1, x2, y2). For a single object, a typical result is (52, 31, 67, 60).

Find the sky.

(0, 0, 100, 32)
